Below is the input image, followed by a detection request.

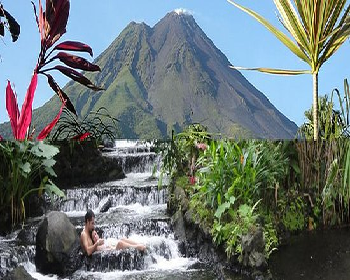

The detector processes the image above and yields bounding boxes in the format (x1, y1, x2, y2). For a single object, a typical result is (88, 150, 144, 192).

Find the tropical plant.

(0, 0, 102, 228)
(281, 193, 306, 231)
(196, 140, 257, 209)
(156, 124, 210, 186)
(3, 73, 64, 141)
(195, 140, 289, 210)
(50, 107, 119, 143)
(228, 0, 350, 140)
(299, 80, 350, 140)
(32, 0, 102, 115)
(0, 141, 64, 226)
(0, 0, 102, 141)
(211, 201, 278, 259)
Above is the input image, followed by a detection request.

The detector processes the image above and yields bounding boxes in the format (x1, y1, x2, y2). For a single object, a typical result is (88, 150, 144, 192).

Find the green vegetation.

(160, 105, 350, 263)
(0, 0, 102, 230)
(0, 141, 64, 227)
(50, 107, 119, 143)
(299, 79, 350, 140)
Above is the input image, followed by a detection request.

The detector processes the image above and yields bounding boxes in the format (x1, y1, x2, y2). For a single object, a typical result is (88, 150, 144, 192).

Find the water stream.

(0, 140, 219, 279)
(2, 140, 348, 279)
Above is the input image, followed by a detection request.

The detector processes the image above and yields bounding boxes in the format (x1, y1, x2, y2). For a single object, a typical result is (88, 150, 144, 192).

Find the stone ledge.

(53, 141, 125, 189)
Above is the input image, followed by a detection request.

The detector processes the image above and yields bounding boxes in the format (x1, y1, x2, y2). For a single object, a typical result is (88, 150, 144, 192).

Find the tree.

(228, 0, 350, 140)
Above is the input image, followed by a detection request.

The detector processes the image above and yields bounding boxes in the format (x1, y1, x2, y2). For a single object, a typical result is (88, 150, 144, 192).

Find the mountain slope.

(1, 11, 298, 139)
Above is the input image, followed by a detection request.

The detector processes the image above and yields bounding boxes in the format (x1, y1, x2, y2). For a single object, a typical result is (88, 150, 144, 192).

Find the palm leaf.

(229, 65, 310, 75)
(319, 3, 350, 65)
(227, 0, 311, 65)
(274, 0, 310, 54)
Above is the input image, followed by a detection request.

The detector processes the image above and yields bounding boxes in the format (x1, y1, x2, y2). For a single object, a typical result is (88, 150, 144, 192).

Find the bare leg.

(116, 240, 146, 251)
(120, 238, 139, 246)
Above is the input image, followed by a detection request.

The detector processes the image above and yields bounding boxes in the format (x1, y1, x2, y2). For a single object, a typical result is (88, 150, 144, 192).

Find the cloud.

(174, 8, 194, 16)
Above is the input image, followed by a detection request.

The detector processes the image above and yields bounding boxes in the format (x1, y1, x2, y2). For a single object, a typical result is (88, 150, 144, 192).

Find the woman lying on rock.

(92, 230, 146, 252)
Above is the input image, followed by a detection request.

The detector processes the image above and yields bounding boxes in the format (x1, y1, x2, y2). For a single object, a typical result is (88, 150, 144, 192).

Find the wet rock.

(241, 227, 267, 271)
(17, 228, 36, 246)
(54, 141, 125, 189)
(169, 186, 224, 265)
(35, 211, 82, 277)
(0, 243, 34, 279)
(99, 197, 112, 213)
(84, 249, 145, 271)
(172, 209, 186, 241)
(3, 266, 36, 280)
(115, 153, 157, 174)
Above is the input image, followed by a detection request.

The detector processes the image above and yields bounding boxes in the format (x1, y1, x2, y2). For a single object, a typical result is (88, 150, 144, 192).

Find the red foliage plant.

(0, 0, 102, 140)
(71, 132, 91, 141)
(5, 73, 65, 140)
(32, 0, 102, 115)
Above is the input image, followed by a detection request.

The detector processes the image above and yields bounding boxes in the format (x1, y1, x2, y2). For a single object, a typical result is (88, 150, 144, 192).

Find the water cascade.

(0, 140, 216, 280)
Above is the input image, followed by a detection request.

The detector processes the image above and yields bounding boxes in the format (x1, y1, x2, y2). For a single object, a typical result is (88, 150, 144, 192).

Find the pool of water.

(269, 228, 350, 280)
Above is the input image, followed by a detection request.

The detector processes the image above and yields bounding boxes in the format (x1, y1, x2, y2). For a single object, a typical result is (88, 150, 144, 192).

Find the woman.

(92, 230, 146, 252)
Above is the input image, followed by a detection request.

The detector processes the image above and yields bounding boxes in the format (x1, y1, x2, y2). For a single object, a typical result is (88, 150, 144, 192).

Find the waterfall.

(0, 139, 215, 279)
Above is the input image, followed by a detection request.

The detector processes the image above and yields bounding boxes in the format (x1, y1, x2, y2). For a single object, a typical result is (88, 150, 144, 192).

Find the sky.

(0, 0, 349, 127)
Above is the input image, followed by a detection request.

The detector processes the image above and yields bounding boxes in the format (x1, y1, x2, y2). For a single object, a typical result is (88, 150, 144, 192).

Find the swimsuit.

(99, 238, 120, 250)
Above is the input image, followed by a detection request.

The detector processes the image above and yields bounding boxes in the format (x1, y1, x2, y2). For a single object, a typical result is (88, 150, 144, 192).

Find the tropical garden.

(0, 0, 350, 277)
(157, 0, 350, 268)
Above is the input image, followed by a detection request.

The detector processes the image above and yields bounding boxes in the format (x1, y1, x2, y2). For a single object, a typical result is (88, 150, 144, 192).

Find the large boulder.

(35, 211, 82, 276)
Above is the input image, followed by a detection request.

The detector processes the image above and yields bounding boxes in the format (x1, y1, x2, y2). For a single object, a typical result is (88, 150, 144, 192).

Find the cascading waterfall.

(0, 139, 215, 279)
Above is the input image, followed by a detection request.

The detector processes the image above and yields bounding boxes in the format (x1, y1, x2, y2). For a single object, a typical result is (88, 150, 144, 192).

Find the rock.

(3, 266, 36, 280)
(174, 186, 189, 212)
(17, 228, 36, 246)
(99, 197, 112, 213)
(83, 249, 145, 271)
(241, 227, 267, 271)
(0, 243, 35, 279)
(172, 209, 186, 241)
(35, 211, 82, 276)
(54, 141, 125, 189)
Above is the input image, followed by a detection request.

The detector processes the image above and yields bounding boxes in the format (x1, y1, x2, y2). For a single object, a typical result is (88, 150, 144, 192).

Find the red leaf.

(38, 0, 45, 42)
(37, 101, 64, 140)
(5, 80, 19, 139)
(53, 52, 100, 72)
(46, 0, 70, 47)
(45, 0, 56, 25)
(0, 23, 4, 37)
(0, 135, 3, 141)
(53, 41, 93, 56)
(189, 176, 196, 185)
(3, 9, 20, 42)
(47, 74, 76, 115)
(17, 73, 38, 140)
(71, 132, 91, 141)
(54, 65, 103, 91)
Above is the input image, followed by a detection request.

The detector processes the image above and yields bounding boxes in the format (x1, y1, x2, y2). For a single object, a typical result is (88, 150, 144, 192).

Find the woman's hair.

(85, 209, 95, 224)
